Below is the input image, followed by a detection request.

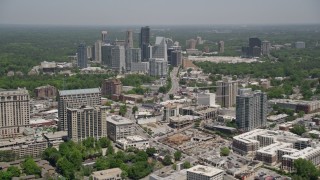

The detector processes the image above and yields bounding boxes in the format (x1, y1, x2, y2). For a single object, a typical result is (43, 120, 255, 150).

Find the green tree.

(162, 155, 173, 166)
(107, 144, 115, 155)
(21, 157, 41, 177)
(293, 158, 320, 180)
(119, 105, 127, 117)
(174, 151, 182, 161)
(290, 124, 306, 136)
(56, 157, 75, 179)
(42, 147, 61, 166)
(95, 157, 110, 170)
(98, 137, 111, 148)
(132, 106, 138, 115)
(169, 94, 174, 100)
(182, 161, 192, 169)
(146, 147, 156, 157)
(298, 111, 305, 118)
(220, 147, 230, 156)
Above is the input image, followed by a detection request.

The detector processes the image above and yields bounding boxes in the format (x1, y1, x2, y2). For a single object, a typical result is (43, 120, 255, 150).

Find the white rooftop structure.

(59, 88, 100, 96)
(187, 165, 224, 178)
(283, 147, 320, 160)
(257, 142, 292, 155)
(107, 115, 133, 125)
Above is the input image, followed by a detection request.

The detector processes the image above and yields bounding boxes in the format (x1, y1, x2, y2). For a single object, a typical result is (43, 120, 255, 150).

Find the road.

(164, 67, 180, 100)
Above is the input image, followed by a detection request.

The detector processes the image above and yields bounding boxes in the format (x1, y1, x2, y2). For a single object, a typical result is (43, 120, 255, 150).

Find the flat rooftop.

(170, 115, 200, 122)
(91, 168, 122, 178)
(117, 135, 148, 144)
(257, 142, 292, 155)
(107, 115, 133, 125)
(283, 147, 320, 160)
(187, 165, 224, 177)
(59, 88, 100, 96)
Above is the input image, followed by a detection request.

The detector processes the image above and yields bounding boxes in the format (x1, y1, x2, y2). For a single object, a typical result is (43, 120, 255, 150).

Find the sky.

(0, 0, 319, 26)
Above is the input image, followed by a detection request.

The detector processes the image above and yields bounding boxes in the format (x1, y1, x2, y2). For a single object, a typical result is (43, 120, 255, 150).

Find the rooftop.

(257, 142, 292, 155)
(187, 165, 224, 177)
(91, 168, 122, 178)
(170, 115, 200, 122)
(107, 115, 133, 125)
(283, 147, 320, 160)
(59, 88, 100, 96)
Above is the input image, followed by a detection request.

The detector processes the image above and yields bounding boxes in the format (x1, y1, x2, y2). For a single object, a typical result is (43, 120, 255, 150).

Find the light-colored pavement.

(164, 67, 180, 100)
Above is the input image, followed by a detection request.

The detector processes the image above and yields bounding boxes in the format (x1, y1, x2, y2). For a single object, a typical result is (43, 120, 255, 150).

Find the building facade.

(94, 40, 102, 62)
(111, 45, 126, 73)
(261, 41, 271, 55)
(126, 48, 141, 71)
(236, 89, 267, 131)
(125, 30, 133, 49)
(152, 37, 168, 61)
(140, 26, 150, 61)
(216, 78, 238, 108)
(101, 78, 122, 97)
(67, 106, 107, 142)
(149, 58, 168, 77)
(187, 165, 224, 180)
(34, 85, 57, 99)
(107, 115, 135, 142)
(0, 88, 30, 138)
(77, 43, 88, 69)
(58, 88, 101, 131)
(218, 41, 224, 54)
(171, 50, 182, 67)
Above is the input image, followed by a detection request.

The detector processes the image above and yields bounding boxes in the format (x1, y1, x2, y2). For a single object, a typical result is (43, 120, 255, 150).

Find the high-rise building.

(170, 50, 182, 67)
(125, 48, 141, 71)
(186, 39, 197, 49)
(77, 43, 88, 69)
(196, 36, 203, 45)
(218, 41, 224, 53)
(101, 31, 108, 43)
(249, 38, 262, 49)
(261, 41, 271, 55)
(236, 89, 267, 132)
(87, 46, 92, 59)
(295, 41, 305, 49)
(58, 88, 101, 131)
(167, 46, 181, 65)
(107, 115, 135, 142)
(111, 46, 126, 73)
(149, 58, 168, 77)
(242, 38, 262, 57)
(216, 78, 238, 108)
(67, 105, 107, 142)
(34, 85, 57, 99)
(152, 37, 168, 61)
(0, 88, 30, 138)
(101, 78, 122, 97)
(101, 44, 113, 66)
(94, 40, 102, 62)
(125, 30, 133, 49)
(140, 26, 150, 61)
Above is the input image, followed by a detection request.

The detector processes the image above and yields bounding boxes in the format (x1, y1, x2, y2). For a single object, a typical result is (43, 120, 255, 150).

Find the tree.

(162, 155, 172, 166)
(182, 161, 191, 169)
(95, 157, 110, 170)
(298, 111, 305, 118)
(98, 137, 111, 148)
(293, 158, 320, 180)
(42, 147, 61, 166)
(146, 147, 156, 157)
(290, 124, 306, 136)
(21, 157, 41, 177)
(132, 106, 138, 115)
(169, 94, 174, 100)
(107, 144, 114, 155)
(174, 151, 182, 161)
(57, 157, 75, 179)
(6, 166, 21, 178)
(220, 147, 230, 156)
(119, 105, 127, 117)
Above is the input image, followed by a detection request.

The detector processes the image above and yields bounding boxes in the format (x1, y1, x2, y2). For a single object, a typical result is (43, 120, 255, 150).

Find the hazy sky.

(0, 0, 319, 25)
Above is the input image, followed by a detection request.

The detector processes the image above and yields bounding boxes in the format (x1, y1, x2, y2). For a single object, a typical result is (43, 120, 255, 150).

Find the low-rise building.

(268, 99, 320, 114)
(255, 142, 293, 166)
(282, 147, 320, 172)
(107, 115, 135, 142)
(91, 168, 122, 180)
(116, 135, 149, 150)
(187, 165, 224, 180)
(169, 115, 200, 128)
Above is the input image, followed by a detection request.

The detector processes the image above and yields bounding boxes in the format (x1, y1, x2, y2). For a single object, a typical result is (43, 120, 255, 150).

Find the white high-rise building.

(111, 46, 126, 73)
(101, 31, 108, 43)
(197, 92, 216, 107)
(261, 41, 271, 55)
(125, 30, 133, 49)
(149, 58, 168, 77)
(58, 88, 101, 131)
(0, 88, 30, 138)
(216, 78, 238, 108)
(236, 89, 267, 132)
(126, 48, 141, 71)
(94, 40, 102, 62)
(152, 37, 168, 61)
(67, 105, 107, 142)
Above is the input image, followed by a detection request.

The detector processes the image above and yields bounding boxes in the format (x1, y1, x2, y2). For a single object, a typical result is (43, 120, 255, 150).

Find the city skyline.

(1, 0, 320, 26)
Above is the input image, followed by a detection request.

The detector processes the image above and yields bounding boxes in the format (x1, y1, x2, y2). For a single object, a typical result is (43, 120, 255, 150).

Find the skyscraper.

(125, 30, 133, 49)
(111, 46, 126, 73)
(261, 41, 271, 55)
(149, 58, 168, 77)
(152, 37, 168, 61)
(236, 89, 267, 132)
(101, 44, 113, 66)
(218, 41, 224, 53)
(170, 50, 182, 67)
(186, 39, 197, 49)
(58, 88, 101, 131)
(125, 48, 141, 71)
(67, 105, 107, 142)
(101, 31, 108, 43)
(216, 78, 238, 108)
(94, 40, 102, 62)
(0, 88, 30, 138)
(140, 26, 150, 61)
(77, 43, 88, 69)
